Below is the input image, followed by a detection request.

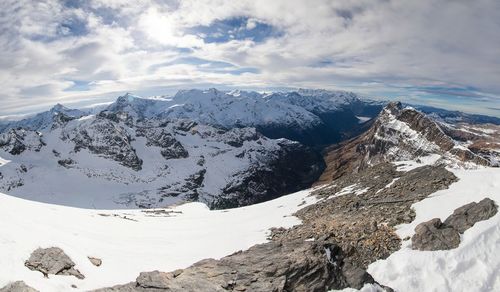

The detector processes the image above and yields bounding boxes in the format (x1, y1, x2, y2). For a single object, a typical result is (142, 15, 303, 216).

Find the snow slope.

(161, 89, 323, 130)
(0, 189, 317, 291)
(367, 166, 500, 292)
(0, 115, 322, 209)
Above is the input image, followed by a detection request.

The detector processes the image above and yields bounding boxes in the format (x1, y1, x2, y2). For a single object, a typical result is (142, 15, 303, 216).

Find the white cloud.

(0, 0, 499, 117)
(245, 18, 257, 30)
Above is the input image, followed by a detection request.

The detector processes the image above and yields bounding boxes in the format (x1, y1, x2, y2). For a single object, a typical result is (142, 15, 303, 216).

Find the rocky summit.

(318, 102, 499, 183)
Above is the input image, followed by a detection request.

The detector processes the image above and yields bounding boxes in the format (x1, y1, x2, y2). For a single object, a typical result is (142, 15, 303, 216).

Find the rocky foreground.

(76, 163, 460, 291)
(84, 104, 499, 291)
(7, 162, 491, 292)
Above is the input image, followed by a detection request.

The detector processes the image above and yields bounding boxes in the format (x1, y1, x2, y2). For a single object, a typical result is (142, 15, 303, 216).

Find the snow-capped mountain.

(415, 104, 500, 125)
(0, 112, 323, 209)
(2, 88, 496, 211)
(0, 104, 85, 133)
(100, 89, 382, 146)
(0, 88, 385, 210)
(0, 89, 382, 147)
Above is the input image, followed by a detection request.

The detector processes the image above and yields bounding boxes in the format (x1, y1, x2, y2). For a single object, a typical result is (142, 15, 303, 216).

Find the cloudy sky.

(1, 0, 499, 117)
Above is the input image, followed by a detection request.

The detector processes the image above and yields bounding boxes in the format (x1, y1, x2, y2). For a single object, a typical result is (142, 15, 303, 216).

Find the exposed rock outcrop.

(318, 102, 492, 184)
(24, 247, 84, 279)
(93, 239, 377, 292)
(0, 281, 38, 292)
(411, 218, 461, 251)
(136, 127, 188, 160)
(444, 198, 498, 233)
(66, 116, 143, 171)
(57, 158, 76, 168)
(0, 129, 45, 155)
(412, 198, 498, 251)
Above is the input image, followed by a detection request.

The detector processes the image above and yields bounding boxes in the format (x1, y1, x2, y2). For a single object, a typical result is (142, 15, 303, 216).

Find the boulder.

(411, 218, 460, 251)
(88, 256, 102, 267)
(342, 263, 375, 289)
(24, 247, 84, 279)
(136, 271, 171, 289)
(412, 198, 498, 251)
(444, 198, 498, 233)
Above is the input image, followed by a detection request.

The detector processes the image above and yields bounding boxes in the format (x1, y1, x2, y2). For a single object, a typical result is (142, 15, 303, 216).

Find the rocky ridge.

(91, 161, 458, 292)
(318, 102, 498, 183)
(88, 105, 500, 290)
(0, 129, 45, 155)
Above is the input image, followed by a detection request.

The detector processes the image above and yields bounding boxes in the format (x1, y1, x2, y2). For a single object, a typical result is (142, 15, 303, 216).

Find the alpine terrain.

(0, 89, 499, 292)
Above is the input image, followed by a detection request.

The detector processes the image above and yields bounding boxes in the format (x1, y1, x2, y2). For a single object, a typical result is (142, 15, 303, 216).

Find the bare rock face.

(136, 127, 188, 160)
(0, 129, 45, 155)
(24, 247, 84, 279)
(93, 240, 375, 292)
(412, 198, 498, 251)
(136, 271, 171, 289)
(66, 117, 143, 171)
(392, 103, 455, 151)
(212, 140, 325, 209)
(411, 218, 461, 251)
(444, 198, 498, 233)
(0, 281, 38, 292)
(318, 102, 492, 184)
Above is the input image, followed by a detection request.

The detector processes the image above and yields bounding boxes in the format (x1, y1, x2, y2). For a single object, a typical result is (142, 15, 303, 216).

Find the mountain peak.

(116, 93, 139, 103)
(384, 101, 403, 114)
(319, 101, 496, 182)
(50, 103, 68, 113)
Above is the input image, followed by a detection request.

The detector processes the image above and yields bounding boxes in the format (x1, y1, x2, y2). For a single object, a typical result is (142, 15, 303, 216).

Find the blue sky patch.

(59, 17, 88, 37)
(149, 56, 259, 75)
(189, 17, 282, 43)
(65, 80, 91, 92)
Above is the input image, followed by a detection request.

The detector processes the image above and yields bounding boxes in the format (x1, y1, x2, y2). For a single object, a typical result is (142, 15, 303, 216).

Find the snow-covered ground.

(356, 116, 372, 124)
(367, 166, 500, 292)
(0, 189, 316, 291)
(0, 119, 296, 209)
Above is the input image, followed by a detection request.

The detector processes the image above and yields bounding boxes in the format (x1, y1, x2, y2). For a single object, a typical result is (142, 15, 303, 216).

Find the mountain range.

(0, 89, 498, 211)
